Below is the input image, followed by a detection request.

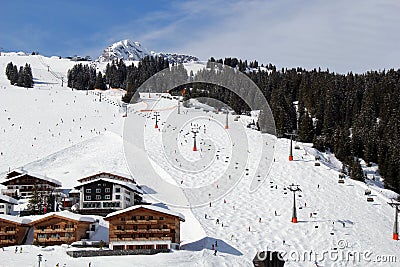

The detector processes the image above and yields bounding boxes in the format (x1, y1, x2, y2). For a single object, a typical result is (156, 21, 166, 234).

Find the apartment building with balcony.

(74, 172, 142, 216)
(29, 210, 95, 246)
(0, 214, 31, 247)
(104, 205, 185, 251)
(0, 169, 61, 199)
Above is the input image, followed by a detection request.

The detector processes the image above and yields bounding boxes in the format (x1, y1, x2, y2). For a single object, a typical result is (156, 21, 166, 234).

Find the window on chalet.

(121, 217, 126, 221)
(117, 225, 123, 230)
(65, 232, 74, 238)
(133, 225, 138, 230)
(97, 183, 102, 187)
(163, 225, 167, 229)
(51, 225, 60, 230)
(85, 195, 91, 200)
(131, 216, 136, 221)
(115, 188, 120, 193)
(105, 195, 110, 200)
(85, 188, 91, 193)
(96, 195, 101, 200)
(96, 188, 101, 193)
(105, 188, 110, 193)
(139, 216, 145, 220)
(0, 205, 4, 208)
(159, 216, 164, 220)
(147, 225, 151, 230)
(149, 216, 153, 220)
(115, 195, 120, 200)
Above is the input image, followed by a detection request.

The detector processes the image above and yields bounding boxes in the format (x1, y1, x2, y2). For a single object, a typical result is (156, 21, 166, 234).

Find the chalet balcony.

(1, 188, 18, 195)
(0, 230, 17, 235)
(126, 219, 158, 224)
(37, 237, 72, 242)
(114, 228, 170, 233)
(0, 239, 15, 244)
(37, 228, 75, 233)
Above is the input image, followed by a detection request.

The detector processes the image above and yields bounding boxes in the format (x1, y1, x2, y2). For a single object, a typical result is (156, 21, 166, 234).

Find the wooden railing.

(0, 239, 15, 244)
(37, 228, 75, 233)
(113, 228, 170, 233)
(126, 220, 158, 224)
(37, 237, 72, 242)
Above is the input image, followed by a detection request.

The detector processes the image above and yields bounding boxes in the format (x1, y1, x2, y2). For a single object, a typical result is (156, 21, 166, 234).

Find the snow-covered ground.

(0, 53, 400, 267)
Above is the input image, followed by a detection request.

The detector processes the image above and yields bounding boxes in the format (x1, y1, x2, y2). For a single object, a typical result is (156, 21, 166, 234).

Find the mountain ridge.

(97, 39, 198, 64)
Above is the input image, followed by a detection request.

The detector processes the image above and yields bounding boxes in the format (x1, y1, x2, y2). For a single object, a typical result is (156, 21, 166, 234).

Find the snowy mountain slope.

(97, 39, 198, 64)
(0, 53, 399, 266)
(97, 39, 151, 62)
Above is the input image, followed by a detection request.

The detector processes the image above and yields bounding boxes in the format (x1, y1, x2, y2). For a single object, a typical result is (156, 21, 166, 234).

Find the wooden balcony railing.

(37, 228, 75, 233)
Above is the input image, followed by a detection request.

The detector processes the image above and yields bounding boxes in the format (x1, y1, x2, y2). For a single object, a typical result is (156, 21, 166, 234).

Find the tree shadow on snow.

(181, 237, 243, 256)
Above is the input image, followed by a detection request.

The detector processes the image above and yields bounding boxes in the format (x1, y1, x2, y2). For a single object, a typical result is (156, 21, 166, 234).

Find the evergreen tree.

(94, 72, 106, 90)
(5, 62, 14, 80)
(350, 158, 364, 181)
(17, 66, 24, 87)
(23, 63, 34, 88)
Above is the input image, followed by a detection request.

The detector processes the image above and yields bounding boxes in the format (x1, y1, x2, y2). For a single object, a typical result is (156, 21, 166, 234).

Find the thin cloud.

(152, 0, 400, 73)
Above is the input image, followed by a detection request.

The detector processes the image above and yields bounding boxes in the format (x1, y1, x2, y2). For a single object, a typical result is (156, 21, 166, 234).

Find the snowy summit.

(97, 39, 198, 64)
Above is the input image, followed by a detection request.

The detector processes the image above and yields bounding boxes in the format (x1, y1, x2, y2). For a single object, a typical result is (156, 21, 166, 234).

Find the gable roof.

(74, 177, 142, 194)
(1, 170, 61, 187)
(29, 210, 95, 225)
(0, 214, 31, 225)
(0, 194, 18, 205)
(104, 204, 185, 221)
(77, 171, 135, 183)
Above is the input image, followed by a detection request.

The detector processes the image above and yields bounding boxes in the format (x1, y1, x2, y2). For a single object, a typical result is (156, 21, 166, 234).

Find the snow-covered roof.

(105, 204, 185, 221)
(0, 194, 18, 205)
(29, 210, 95, 224)
(77, 171, 134, 182)
(74, 177, 142, 194)
(68, 189, 80, 194)
(0, 214, 31, 224)
(1, 170, 62, 187)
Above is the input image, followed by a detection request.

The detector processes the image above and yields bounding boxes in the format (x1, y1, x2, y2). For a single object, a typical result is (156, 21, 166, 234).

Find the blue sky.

(1, 0, 400, 73)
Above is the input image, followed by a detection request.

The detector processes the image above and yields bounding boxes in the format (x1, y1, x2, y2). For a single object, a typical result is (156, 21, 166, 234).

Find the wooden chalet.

(30, 210, 95, 246)
(0, 214, 31, 247)
(104, 205, 185, 251)
(1, 169, 61, 199)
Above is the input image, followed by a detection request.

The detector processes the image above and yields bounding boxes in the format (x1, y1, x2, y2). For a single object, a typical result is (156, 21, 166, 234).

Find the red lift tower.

(388, 202, 400, 240)
(288, 183, 301, 223)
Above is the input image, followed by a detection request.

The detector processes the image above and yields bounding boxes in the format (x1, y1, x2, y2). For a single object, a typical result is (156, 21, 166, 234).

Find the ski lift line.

(139, 99, 177, 112)
(36, 55, 65, 82)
